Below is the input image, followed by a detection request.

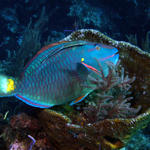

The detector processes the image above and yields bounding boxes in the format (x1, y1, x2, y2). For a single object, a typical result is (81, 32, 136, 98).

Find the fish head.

(87, 43, 119, 64)
(96, 44, 119, 65)
(84, 43, 119, 76)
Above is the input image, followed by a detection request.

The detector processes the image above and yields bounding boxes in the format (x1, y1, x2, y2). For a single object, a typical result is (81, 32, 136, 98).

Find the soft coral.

(81, 61, 141, 124)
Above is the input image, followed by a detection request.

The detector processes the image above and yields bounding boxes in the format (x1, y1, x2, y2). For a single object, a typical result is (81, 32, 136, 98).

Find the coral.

(82, 96, 140, 123)
(36, 108, 150, 150)
(10, 113, 41, 130)
(78, 62, 140, 123)
(0, 112, 52, 149)
(97, 96, 140, 120)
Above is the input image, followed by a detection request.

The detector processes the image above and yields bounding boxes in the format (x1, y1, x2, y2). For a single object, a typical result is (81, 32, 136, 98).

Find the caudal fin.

(0, 74, 16, 97)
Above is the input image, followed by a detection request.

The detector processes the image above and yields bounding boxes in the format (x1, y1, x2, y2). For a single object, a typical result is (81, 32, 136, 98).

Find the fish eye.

(95, 45, 100, 50)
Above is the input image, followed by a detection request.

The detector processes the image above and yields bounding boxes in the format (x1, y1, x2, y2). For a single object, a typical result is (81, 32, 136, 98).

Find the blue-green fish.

(0, 40, 119, 108)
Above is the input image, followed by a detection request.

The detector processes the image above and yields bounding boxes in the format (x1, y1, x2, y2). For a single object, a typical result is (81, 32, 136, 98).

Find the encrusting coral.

(1, 107, 149, 150)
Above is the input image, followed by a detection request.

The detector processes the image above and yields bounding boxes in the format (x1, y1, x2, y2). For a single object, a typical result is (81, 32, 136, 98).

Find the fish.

(0, 40, 119, 108)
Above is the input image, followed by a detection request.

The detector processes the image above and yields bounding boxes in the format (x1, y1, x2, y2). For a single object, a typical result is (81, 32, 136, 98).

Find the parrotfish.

(0, 40, 119, 108)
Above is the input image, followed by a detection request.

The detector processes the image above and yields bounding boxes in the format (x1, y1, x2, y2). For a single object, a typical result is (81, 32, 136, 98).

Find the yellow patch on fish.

(7, 79, 15, 92)
(81, 57, 84, 62)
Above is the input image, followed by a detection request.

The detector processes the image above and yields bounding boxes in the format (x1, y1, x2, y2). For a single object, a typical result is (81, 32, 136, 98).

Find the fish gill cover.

(0, 0, 150, 150)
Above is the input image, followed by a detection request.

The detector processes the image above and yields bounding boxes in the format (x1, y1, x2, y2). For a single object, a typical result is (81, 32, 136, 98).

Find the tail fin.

(0, 74, 16, 97)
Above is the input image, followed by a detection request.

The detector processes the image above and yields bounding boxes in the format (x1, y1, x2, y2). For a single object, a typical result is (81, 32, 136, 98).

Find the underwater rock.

(5, 108, 150, 149)
(3, 112, 53, 150)
(37, 108, 150, 150)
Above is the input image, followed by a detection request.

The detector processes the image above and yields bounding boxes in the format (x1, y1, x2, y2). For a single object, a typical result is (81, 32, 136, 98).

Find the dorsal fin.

(24, 41, 67, 71)
(22, 40, 88, 77)
(36, 41, 68, 56)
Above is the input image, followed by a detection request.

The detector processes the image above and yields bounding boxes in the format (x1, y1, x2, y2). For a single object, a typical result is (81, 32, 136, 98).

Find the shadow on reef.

(0, 29, 150, 150)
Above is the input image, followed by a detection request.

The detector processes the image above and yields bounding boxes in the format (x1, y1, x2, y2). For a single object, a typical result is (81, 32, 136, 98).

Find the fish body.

(0, 41, 119, 108)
